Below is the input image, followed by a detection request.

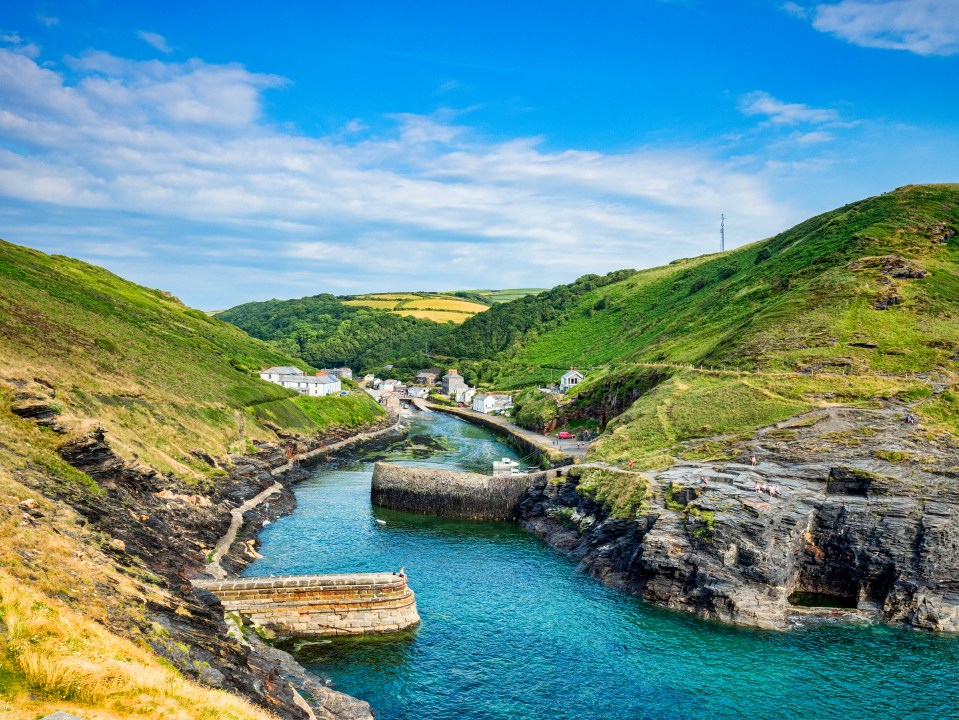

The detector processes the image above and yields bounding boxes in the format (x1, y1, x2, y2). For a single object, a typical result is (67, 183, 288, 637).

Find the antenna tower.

(720, 214, 725, 252)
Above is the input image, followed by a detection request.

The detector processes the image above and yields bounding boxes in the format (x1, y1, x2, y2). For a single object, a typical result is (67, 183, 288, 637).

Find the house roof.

(262, 366, 302, 375)
(561, 369, 584, 380)
(281, 375, 339, 384)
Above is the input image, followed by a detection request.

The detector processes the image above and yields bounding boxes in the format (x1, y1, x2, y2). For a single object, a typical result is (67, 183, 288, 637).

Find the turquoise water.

(245, 412, 959, 720)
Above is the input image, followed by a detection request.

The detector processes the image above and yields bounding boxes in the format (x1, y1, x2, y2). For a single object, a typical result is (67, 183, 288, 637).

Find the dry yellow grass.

(401, 298, 489, 313)
(0, 573, 277, 720)
(394, 310, 472, 323)
(0, 411, 277, 720)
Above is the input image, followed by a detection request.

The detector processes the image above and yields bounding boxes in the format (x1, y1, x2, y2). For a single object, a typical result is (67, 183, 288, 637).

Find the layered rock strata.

(520, 407, 959, 631)
(16, 414, 393, 720)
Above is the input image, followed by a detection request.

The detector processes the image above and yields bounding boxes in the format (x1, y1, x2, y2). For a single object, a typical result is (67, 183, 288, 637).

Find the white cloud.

(37, 15, 60, 27)
(0, 45, 798, 306)
(803, 1, 959, 56)
(740, 91, 840, 125)
(137, 31, 172, 54)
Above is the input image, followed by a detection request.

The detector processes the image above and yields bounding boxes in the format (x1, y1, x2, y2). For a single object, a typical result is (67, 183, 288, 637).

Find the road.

(425, 402, 593, 459)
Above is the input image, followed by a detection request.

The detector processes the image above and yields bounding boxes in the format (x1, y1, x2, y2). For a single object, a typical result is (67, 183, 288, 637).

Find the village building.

(380, 379, 399, 393)
(362, 374, 375, 385)
(407, 386, 430, 399)
(453, 386, 476, 404)
(442, 369, 467, 396)
(260, 367, 342, 397)
(416, 369, 441, 385)
(259, 366, 303, 383)
(472, 393, 496, 414)
(560, 367, 585, 393)
(323, 367, 353, 380)
(472, 393, 513, 414)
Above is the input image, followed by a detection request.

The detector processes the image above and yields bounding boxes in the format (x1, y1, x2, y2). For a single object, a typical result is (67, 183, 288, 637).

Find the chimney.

(449, 368, 457, 374)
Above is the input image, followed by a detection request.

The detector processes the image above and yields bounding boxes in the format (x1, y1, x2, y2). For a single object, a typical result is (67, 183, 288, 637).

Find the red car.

(556, 431, 575, 439)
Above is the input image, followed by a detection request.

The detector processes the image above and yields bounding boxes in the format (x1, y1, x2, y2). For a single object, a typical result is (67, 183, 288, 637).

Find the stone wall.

(428, 405, 571, 467)
(371, 461, 564, 520)
(194, 572, 419, 637)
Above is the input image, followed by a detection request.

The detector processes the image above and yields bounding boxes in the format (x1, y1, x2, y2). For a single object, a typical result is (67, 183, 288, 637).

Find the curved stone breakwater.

(195, 572, 420, 637)
(371, 461, 564, 520)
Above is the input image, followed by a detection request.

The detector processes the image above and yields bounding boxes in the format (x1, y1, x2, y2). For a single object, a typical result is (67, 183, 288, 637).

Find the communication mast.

(720, 214, 725, 252)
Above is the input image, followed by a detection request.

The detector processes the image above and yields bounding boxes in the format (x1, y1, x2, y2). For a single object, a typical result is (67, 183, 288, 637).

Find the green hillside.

(0, 239, 384, 476)
(495, 184, 959, 383)
(492, 184, 959, 468)
(218, 293, 448, 376)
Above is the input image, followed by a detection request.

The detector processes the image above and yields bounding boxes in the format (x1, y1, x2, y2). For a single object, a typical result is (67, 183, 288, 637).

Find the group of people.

(754, 481, 781, 497)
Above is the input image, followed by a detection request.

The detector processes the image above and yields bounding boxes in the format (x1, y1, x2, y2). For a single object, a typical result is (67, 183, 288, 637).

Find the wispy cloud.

(0, 44, 796, 307)
(137, 30, 172, 54)
(791, 1, 959, 56)
(739, 91, 840, 125)
(37, 14, 60, 28)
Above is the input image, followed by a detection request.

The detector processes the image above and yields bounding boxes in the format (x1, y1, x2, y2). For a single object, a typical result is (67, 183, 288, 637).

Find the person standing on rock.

(751, 454, 757, 467)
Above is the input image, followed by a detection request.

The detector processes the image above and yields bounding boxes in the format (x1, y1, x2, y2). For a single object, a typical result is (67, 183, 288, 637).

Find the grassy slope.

(493, 185, 959, 477)
(0, 239, 384, 476)
(503, 185, 959, 382)
(0, 239, 383, 716)
(0, 398, 278, 720)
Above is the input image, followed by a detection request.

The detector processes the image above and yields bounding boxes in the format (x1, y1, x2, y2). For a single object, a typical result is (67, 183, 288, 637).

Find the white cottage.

(560, 368, 585, 393)
(278, 373, 342, 397)
(454, 386, 476, 404)
(259, 367, 342, 397)
(259, 366, 303, 383)
(472, 393, 496, 414)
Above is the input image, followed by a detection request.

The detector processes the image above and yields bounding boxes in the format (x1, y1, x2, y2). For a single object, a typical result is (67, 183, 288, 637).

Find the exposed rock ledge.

(519, 407, 959, 631)
(24, 417, 398, 720)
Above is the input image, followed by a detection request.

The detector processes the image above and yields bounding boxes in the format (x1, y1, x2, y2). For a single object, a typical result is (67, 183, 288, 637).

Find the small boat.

(375, 519, 387, 525)
(493, 457, 520, 475)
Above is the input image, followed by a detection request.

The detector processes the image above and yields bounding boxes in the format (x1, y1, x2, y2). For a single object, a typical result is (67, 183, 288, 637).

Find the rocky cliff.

(519, 406, 959, 631)
(17, 401, 382, 720)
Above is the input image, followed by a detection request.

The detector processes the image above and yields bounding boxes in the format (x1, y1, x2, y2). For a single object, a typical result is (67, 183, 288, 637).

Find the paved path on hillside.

(206, 481, 283, 580)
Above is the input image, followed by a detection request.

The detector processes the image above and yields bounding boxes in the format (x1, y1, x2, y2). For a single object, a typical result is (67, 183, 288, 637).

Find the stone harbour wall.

(194, 572, 419, 637)
(371, 461, 564, 520)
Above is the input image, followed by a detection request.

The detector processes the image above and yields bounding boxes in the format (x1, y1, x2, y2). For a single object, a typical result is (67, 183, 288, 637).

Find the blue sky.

(1, 0, 957, 309)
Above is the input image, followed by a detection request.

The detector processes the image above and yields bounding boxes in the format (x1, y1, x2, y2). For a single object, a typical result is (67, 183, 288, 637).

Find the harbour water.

(244, 412, 959, 720)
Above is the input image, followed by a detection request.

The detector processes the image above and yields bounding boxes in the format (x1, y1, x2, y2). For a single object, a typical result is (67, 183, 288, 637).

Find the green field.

(452, 288, 546, 303)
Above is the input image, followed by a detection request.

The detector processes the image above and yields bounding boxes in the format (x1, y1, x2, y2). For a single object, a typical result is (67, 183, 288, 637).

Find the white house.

(259, 366, 303, 383)
(407, 386, 430, 399)
(454, 386, 476, 404)
(472, 393, 496, 414)
(560, 368, 585, 393)
(380, 379, 399, 393)
(472, 393, 512, 414)
(259, 367, 342, 397)
(278, 373, 342, 397)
